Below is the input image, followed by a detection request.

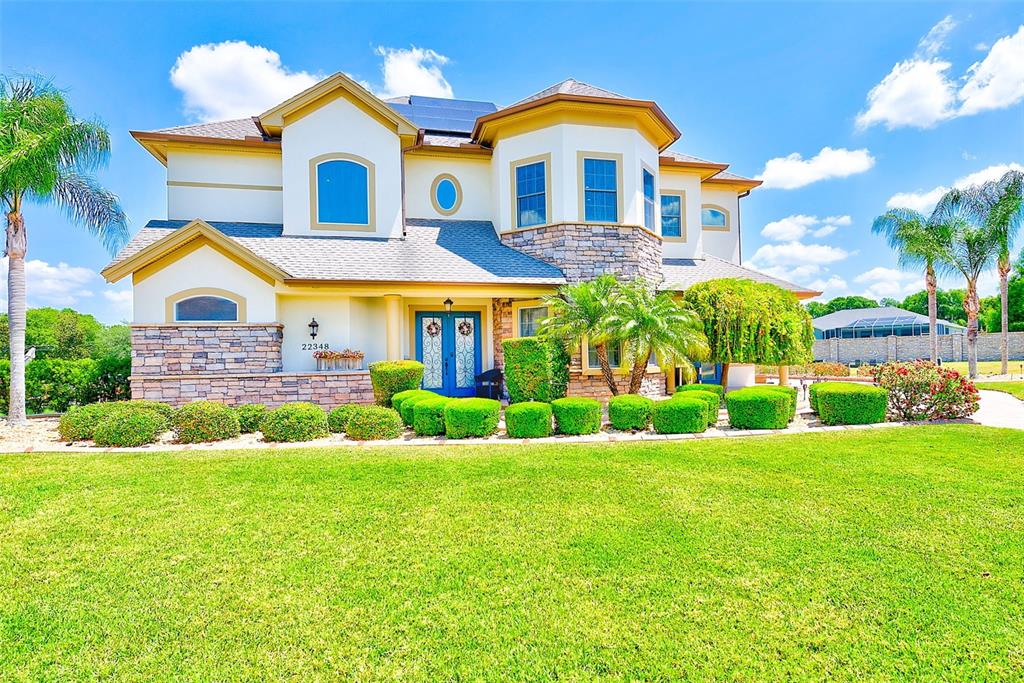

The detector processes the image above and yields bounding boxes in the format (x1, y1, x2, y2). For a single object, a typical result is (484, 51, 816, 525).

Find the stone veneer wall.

(500, 223, 663, 285)
(813, 331, 1024, 364)
(131, 324, 283, 376)
(492, 298, 513, 371)
(131, 371, 373, 409)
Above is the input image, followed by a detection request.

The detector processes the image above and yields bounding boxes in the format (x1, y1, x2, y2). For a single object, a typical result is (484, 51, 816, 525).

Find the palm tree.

(953, 171, 1024, 375)
(604, 278, 709, 394)
(931, 189, 1001, 378)
(1, 77, 127, 424)
(539, 274, 621, 395)
(872, 208, 947, 363)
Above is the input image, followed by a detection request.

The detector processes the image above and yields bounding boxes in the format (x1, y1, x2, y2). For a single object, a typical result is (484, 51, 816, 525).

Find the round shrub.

(808, 381, 847, 414)
(505, 401, 552, 438)
(760, 385, 797, 421)
(260, 402, 329, 442)
(122, 399, 176, 421)
(444, 398, 500, 439)
(607, 394, 653, 431)
(872, 361, 979, 420)
(676, 389, 720, 427)
(399, 391, 440, 427)
(93, 408, 167, 447)
(675, 383, 724, 403)
(413, 396, 452, 436)
(726, 387, 790, 430)
(327, 404, 359, 433)
(58, 400, 171, 442)
(172, 401, 240, 443)
(391, 388, 431, 415)
(551, 397, 602, 435)
(652, 398, 706, 434)
(346, 405, 404, 441)
(368, 360, 425, 406)
(234, 403, 268, 434)
(815, 384, 888, 425)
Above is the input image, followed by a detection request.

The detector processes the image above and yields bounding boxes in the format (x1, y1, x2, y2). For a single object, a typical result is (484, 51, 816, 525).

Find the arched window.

(431, 174, 462, 215)
(701, 205, 729, 231)
(311, 154, 374, 229)
(174, 295, 239, 322)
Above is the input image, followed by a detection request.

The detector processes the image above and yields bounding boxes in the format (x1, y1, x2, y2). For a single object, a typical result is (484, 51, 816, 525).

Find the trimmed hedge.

(607, 394, 654, 431)
(809, 381, 847, 413)
(413, 396, 452, 436)
(502, 337, 570, 403)
(505, 401, 552, 438)
(173, 400, 240, 443)
(93, 408, 167, 447)
(815, 383, 888, 425)
(327, 404, 359, 433)
(400, 391, 440, 427)
(444, 398, 500, 439)
(57, 400, 173, 442)
(677, 389, 720, 427)
(369, 360, 425, 407)
(346, 405, 404, 441)
(652, 398, 706, 434)
(260, 402, 329, 442)
(234, 404, 268, 434)
(760, 385, 798, 421)
(726, 387, 790, 430)
(391, 388, 432, 415)
(551, 397, 602, 435)
(675, 383, 725, 403)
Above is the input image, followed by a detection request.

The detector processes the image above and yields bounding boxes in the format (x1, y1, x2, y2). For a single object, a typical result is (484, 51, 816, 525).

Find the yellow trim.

(165, 287, 247, 323)
(659, 190, 686, 242)
(406, 304, 490, 369)
(131, 236, 274, 287)
(279, 281, 558, 299)
(429, 173, 463, 216)
(404, 144, 492, 160)
(509, 153, 553, 231)
(701, 204, 731, 232)
(580, 334, 626, 376)
(167, 180, 282, 191)
(510, 298, 547, 337)
(102, 219, 287, 285)
(576, 151, 624, 224)
(131, 133, 280, 166)
(259, 72, 418, 143)
(309, 152, 377, 232)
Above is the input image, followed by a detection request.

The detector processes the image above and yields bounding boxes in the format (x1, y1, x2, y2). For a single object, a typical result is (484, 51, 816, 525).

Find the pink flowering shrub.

(871, 361, 979, 421)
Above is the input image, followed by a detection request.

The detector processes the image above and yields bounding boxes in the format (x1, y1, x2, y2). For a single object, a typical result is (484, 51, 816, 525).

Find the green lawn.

(943, 360, 1024, 377)
(2, 426, 1023, 680)
(977, 381, 1024, 400)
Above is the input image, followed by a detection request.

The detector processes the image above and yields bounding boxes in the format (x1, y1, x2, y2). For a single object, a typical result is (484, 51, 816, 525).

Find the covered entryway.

(415, 311, 482, 396)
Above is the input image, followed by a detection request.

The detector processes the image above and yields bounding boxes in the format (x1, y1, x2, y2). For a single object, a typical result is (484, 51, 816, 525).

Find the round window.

(431, 174, 462, 215)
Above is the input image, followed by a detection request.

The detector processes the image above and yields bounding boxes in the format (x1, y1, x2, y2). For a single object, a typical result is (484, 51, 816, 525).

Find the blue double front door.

(415, 311, 482, 397)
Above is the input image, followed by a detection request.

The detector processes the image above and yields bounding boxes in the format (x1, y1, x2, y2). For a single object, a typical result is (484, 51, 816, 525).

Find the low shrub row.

(810, 382, 888, 425)
(725, 387, 791, 430)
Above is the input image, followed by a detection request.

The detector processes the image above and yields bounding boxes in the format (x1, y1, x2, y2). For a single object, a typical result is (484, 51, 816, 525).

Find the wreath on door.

(457, 320, 473, 336)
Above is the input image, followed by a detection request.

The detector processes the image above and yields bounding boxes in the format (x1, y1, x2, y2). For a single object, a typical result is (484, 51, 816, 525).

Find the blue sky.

(2, 1, 1022, 323)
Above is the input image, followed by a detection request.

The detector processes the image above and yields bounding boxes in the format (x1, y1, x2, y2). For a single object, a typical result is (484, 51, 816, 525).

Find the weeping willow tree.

(679, 279, 814, 388)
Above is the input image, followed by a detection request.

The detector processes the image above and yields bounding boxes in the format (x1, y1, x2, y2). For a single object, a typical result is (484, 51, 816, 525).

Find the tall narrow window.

(588, 341, 621, 368)
(517, 305, 547, 337)
(316, 159, 369, 225)
(515, 161, 547, 228)
(583, 158, 618, 222)
(661, 193, 683, 238)
(642, 169, 656, 230)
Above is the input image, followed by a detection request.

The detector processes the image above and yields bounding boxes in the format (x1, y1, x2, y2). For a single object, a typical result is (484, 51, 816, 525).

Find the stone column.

(383, 294, 402, 360)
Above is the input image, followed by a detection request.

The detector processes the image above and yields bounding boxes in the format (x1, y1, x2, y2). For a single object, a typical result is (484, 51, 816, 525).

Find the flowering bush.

(871, 361, 979, 421)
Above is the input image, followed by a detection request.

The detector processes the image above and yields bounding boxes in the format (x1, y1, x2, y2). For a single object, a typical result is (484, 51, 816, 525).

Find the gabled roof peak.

(510, 78, 629, 108)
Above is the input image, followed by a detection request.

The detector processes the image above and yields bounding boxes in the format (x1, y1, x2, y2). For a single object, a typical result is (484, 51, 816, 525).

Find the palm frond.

(43, 169, 128, 254)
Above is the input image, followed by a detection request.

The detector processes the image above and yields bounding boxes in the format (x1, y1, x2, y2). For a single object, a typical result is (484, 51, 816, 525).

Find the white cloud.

(806, 275, 850, 301)
(103, 289, 133, 321)
(757, 147, 875, 190)
(373, 46, 453, 99)
(886, 162, 1024, 213)
(760, 214, 852, 241)
(170, 41, 321, 121)
(856, 22, 1024, 130)
(0, 258, 96, 309)
(854, 267, 918, 284)
(748, 241, 852, 268)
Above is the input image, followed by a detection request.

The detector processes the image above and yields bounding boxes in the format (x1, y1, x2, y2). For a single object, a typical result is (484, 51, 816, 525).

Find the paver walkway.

(972, 390, 1024, 429)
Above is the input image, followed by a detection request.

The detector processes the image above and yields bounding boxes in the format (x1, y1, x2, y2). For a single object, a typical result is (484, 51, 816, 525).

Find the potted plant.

(339, 349, 365, 370)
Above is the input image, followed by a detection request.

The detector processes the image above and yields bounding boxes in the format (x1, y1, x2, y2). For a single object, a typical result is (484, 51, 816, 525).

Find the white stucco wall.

(281, 96, 403, 238)
(404, 156, 493, 221)
(132, 245, 277, 323)
(699, 187, 741, 263)
(166, 150, 283, 223)
(658, 171, 703, 260)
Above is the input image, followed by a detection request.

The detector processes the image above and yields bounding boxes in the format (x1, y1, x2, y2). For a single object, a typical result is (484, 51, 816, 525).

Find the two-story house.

(103, 73, 815, 406)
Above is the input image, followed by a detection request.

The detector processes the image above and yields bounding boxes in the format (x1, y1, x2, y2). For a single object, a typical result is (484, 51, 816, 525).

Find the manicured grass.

(2, 426, 1023, 679)
(977, 381, 1024, 400)
(943, 360, 1024, 377)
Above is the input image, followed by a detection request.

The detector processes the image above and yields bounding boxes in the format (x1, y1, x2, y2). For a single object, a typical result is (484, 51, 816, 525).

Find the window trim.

(701, 203, 730, 232)
(430, 173, 463, 216)
(511, 299, 548, 337)
(641, 164, 657, 231)
(660, 190, 686, 242)
(165, 287, 247, 324)
(580, 334, 629, 376)
(508, 153, 552, 231)
(577, 151, 624, 224)
(309, 152, 376, 232)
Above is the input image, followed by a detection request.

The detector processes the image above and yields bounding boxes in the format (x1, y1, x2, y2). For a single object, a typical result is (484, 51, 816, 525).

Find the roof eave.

(130, 130, 281, 165)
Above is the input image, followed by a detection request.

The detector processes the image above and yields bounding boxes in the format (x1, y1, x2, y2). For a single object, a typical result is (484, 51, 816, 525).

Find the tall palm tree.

(539, 274, 621, 395)
(872, 208, 947, 363)
(0, 77, 127, 424)
(954, 171, 1024, 375)
(931, 189, 1001, 378)
(604, 278, 709, 394)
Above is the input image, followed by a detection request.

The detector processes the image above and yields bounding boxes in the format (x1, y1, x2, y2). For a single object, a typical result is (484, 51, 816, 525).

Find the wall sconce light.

(308, 317, 319, 339)
(444, 298, 454, 313)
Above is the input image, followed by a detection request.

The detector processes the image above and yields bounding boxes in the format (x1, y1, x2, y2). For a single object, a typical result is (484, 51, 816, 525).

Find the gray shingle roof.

(709, 170, 757, 182)
(660, 255, 817, 294)
(660, 150, 723, 165)
(509, 79, 630, 108)
(109, 219, 567, 285)
(153, 118, 263, 140)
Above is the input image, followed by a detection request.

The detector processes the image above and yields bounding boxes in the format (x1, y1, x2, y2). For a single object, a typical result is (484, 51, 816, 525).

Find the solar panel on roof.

(386, 96, 498, 133)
